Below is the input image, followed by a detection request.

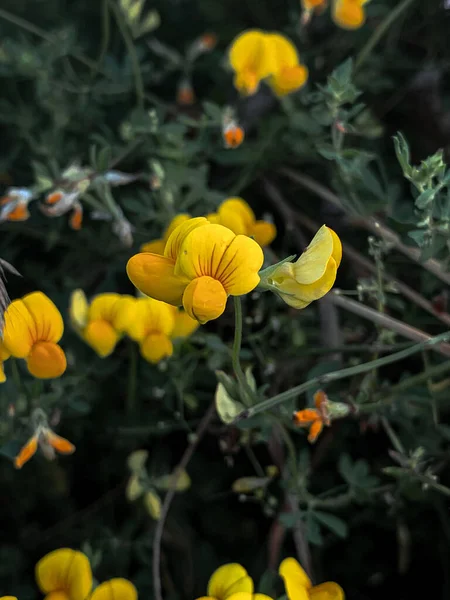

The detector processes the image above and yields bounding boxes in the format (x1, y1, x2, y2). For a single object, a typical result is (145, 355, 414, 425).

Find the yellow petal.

(0, 340, 10, 383)
(69, 289, 89, 330)
(44, 593, 69, 600)
(35, 548, 93, 600)
(127, 253, 188, 306)
(171, 309, 200, 339)
(272, 258, 337, 309)
(226, 594, 253, 600)
(22, 292, 64, 343)
(14, 434, 38, 469)
(90, 579, 137, 600)
(206, 212, 220, 224)
(270, 64, 309, 96)
(182, 277, 228, 324)
(88, 293, 122, 324)
(163, 213, 192, 241)
(207, 564, 254, 600)
(266, 33, 299, 68)
(213, 235, 263, 295)
(218, 198, 255, 234)
(279, 557, 311, 600)
(164, 217, 210, 261)
(0, 363, 6, 383)
(309, 582, 345, 600)
(140, 332, 173, 363)
(83, 320, 119, 357)
(2, 298, 34, 357)
(293, 225, 335, 284)
(127, 297, 175, 342)
(127, 449, 148, 472)
(329, 227, 342, 268)
(332, 0, 365, 29)
(154, 468, 191, 491)
(250, 221, 277, 246)
(0, 597, 18, 600)
(228, 30, 274, 80)
(126, 473, 144, 501)
(26, 341, 67, 379)
(112, 295, 138, 333)
(140, 238, 166, 254)
(144, 490, 162, 519)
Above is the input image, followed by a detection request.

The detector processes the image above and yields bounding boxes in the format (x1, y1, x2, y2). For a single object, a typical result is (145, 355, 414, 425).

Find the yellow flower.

(207, 198, 276, 247)
(126, 297, 175, 363)
(261, 225, 341, 309)
(0, 340, 10, 383)
(2, 292, 66, 379)
(196, 563, 254, 600)
(332, 0, 370, 30)
(35, 548, 137, 600)
(69, 290, 136, 357)
(265, 34, 308, 97)
(280, 557, 344, 600)
(127, 217, 264, 324)
(141, 213, 191, 254)
(228, 30, 275, 96)
(171, 307, 200, 339)
(36, 548, 93, 600)
(1, 597, 17, 600)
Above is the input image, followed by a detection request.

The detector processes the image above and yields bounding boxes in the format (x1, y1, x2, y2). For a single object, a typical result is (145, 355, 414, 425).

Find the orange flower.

(292, 390, 330, 443)
(14, 409, 75, 469)
(223, 123, 245, 149)
(70, 202, 83, 230)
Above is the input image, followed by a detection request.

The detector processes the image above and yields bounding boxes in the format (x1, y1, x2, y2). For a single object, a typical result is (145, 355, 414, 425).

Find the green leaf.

(393, 132, 412, 178)
(305, 511, 323, 546)
(215, 382, 245, 424)
(313, 510, 348, 538)
(415, 188, 435, 209)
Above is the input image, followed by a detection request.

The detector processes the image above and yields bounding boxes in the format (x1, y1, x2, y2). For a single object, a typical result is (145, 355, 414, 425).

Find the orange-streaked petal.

(26, 341, 67, 379)
(90, 578, 137, 600)
(309, 582, 345, 600)
(182, 277, 228, 324)
(293, 409, 320, 425)
(83, 320, 119, 357)
(36, 548, 93, 600)
(14, 435, 38, 469)
(251, 221, 277, 246)
(308, 420, 323, 443)
(164, 217, 209, 262)
(279, 557, 312, 600)
(207, 563, 254, 599)
(213, 235, 263, 295)
(127, 253, 188, 306)
(46, 430, 76, 455)
(140, 332, 173, 364)
(22, 291, 64, 343)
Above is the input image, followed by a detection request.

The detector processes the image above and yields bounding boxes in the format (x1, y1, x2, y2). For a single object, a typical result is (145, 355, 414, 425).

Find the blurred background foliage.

(1, 0, 450, 598)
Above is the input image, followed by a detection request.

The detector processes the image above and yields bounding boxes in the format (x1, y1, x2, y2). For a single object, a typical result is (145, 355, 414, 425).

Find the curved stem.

(232, 297, 253, 406)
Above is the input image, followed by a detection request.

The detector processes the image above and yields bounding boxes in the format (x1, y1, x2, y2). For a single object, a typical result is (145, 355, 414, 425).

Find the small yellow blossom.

(3, 292, 67, 379)
(69, 290, 136, 357)
(332, 0, 370, 30)
(260, 225, 342, 309)
(0, 340, 10, 383)
(127, 217, 264, 324)
(280, 557, 344, 600)
(35, 548, 137, 600)
(207, 198, 276, 247)
(196, 563, 254, 600)
(141, 213, 191, 254)
(126, 296, 175, 363)
(228, 30, 308, 97)
(0, 597, 17, 600)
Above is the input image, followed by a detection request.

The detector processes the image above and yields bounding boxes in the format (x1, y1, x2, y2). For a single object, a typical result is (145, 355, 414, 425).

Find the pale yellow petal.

(26, 341, 67, 379)
(69, 289, 89, 330)
(273, 258, 337, 309)
(22, 292, 64, 343)
(329, 227, 342, 268)
(90, 579, 137, 600)
(207, 564, 253, 600)
(35, 548, 93, 600)
(279, 557, 311, 600)
(293, 225, 334, 284)
(144, 490, 162, 519)
(127, 253, 188, 306)
(310, 582, 345, 600)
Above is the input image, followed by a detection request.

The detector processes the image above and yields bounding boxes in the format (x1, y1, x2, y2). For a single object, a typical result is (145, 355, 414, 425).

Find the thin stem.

(92, 0, 110, 78)
(152, 401, 216, 600)
(126, 341, 138, 417)
(109, 0, 144, 110)
(414, 473, 450, 499)
(355, 0, 417, 72)
(232, 297, 254, 406)
(235, 331, 450, 421)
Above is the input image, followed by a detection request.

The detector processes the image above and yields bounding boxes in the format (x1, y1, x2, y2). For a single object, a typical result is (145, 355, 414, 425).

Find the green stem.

(92, 0, 110, 78)
(235, 331, 450, 421)
(232, 297, 253, 406)
(109, 0, 144, 110)
(415, 473, 450, 498)
(10, 358, 22, 391)
(355, 0, 416, 72)
(127, 341, 138, 417)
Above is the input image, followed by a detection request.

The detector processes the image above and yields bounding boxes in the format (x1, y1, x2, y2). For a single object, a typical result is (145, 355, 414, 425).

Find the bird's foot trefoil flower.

(280, 556, 344, 599)
(293, 390, 350, 442)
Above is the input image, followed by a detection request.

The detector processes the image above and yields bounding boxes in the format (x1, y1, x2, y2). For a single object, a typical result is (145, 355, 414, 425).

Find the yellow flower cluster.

(228, 30, 308, 96)
(196, 558, 344, 600)
(302, 0, 371, 29)
(0, 292, 67, 381)
(141, 197, 276, 254)
(0, 547, 137, 600)
(69, 289, 199, 363)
